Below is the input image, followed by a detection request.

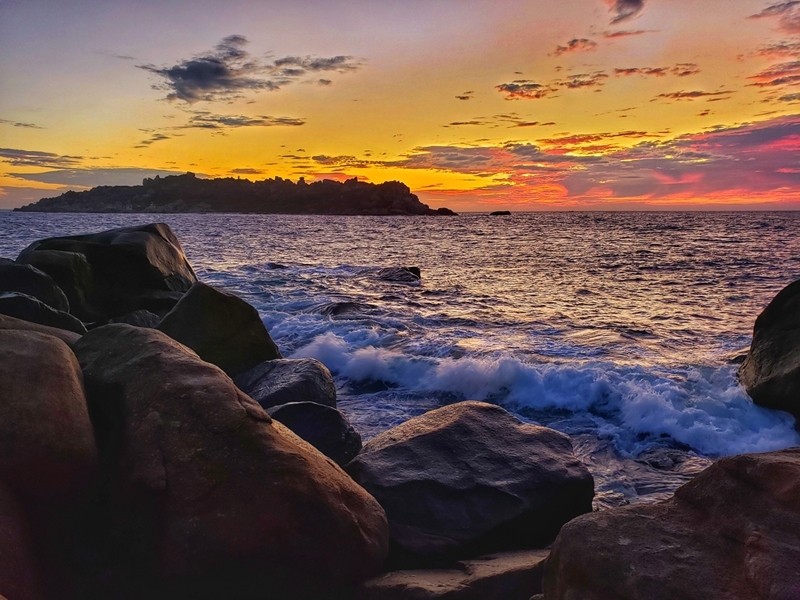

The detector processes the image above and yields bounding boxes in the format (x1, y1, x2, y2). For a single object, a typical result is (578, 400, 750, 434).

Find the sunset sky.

(1, 0, 798, 211)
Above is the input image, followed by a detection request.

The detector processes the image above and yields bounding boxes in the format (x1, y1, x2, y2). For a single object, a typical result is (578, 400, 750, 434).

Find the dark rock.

(435, 207, 458, 216)
(355, 549, 548, 600)
(489, 211, 511, 216)
(0, 258, 69, 312)
(347, 401, 594, 565)
(267, 402, 362, 466)
(318, 300, 375, 318)
(0, 292, 87, 334)
(17, 223, 197, 321)
(234, 358, 336, 409)
(0, 484, 46, 600)
(109, 309, 161, 328)
(739, 279, 800, 420)
(377, 266, 421, 284)
(0, 314, 81, 345)
(158, 282, 281, 377)
(543, 448, 800, 600)
(73, 325, 388, 598)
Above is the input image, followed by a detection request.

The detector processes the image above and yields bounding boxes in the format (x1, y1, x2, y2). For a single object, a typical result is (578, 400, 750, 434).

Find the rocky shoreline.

(0, 223, 798, 599)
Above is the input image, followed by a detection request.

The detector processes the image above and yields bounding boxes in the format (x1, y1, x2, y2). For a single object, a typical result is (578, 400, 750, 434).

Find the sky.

(0, 0, 798, 211)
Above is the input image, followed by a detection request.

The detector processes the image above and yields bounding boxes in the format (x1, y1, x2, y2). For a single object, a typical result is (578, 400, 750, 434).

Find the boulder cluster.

(1, 222, 798, 599)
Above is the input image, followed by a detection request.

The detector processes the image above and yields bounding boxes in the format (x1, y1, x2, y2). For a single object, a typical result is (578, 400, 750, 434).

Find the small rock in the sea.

(376, 266, 421, 283)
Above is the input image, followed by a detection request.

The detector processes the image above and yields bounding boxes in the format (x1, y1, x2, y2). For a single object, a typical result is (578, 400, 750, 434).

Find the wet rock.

(355, 549, 548, 600)
(544, 448, 800, 600)
(489, 211, 511, 216)
(0, 292, 87, 334)
(157, 282, 281, 377)
(74, 324, 388, 598)
(234, 358, 336, 409)
(17, 223, 196, 322)
(0, 258, 69, 312)
(347, 401, 594, 565)
(0, 314, 81, 345)
(377, 267, 421, 284)
(267, 402, 362, 466)
(739, 279, 800, 421)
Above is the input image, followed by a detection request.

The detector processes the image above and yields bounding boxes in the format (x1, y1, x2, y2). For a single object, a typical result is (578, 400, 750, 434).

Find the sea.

(2, 211, 799, 508)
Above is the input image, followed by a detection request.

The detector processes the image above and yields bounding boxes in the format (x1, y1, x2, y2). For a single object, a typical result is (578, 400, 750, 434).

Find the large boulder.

(267, 402, 362, 466)
(543, 448, 800, 600)
(0, 258, 69, 312)
(0, 313, 81, 345)
(73, 325, 388, 598)
(234, 358, 336, 410)
(739, 279, 800, 420)
(0, 292, 86, 334)
(157, 282, 281, 377)
(356, 549, 548, 600)
(0, 484, 46, 600)
(346, 401, 594, 565)
(17, 223, 196, 322)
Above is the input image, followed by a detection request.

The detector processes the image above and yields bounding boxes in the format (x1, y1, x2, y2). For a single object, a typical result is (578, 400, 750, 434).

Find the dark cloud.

(456, 90, 475, 100)
(602, 29, 655, 38)
(134, 132, 172, 148)
(605, 0, 645, 24)
(557, 71, 609, 89)
(0, 148, 83, 168)
(552, 38, 598, 56)
(229, 168, 264, 175)
(752, 40, 800, 57)
(749, 1, 800, 33)
(138, 35, 361, 103)
(444, 113, 554, 129)
(654, 90, 734, 101)
(748, 60, 800, 87)
(614, 63, 699, 78)
(183, 112, 306, 129)
(779, 92, 800, 101)
(317, 79, 333, 86)
(496, 80, 554, 99)
(0, 119, 44, 129)
(9, 167, 187, 187)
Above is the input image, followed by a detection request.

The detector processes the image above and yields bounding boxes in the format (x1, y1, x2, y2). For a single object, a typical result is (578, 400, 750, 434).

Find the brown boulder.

(17, 223, 196, 321)
(73, 324, 388, 598)
(544, 448, 800, 600)
(347, 401, 594, 565)
(158, 282, 281, 376)
(0, 314, 80, 345)
(739, 279, 800, 420)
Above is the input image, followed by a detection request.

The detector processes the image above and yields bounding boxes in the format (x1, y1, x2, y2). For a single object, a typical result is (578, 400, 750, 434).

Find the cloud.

(0, 119, 44, 129)
(604, 0, 645, 24)
(558, 71, 609, 89)
(9, 167, 187, 187)
(444, 113, 554, 129)
(135, 132, 172, 148)
(748, 60, 800, 87)
(455, 90, 475, 100)
(0, 148, 83, 168)
(552, 38, 598, 56)
(139, 35, 361, 103)
(496, 80, 554, 100)
(614, 63, 700, 78)
(654, 90, 734, 101)
(749, 1, 800, 33)
(779, 92, 800, 101)
(229, 168, 264, 175)
(602, 29, 655, 38)
(182, 112, 306, 129)
(752, 40, 800, 57)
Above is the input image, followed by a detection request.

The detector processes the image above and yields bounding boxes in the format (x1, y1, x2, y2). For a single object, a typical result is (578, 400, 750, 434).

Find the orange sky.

(0, 0, 798, 210)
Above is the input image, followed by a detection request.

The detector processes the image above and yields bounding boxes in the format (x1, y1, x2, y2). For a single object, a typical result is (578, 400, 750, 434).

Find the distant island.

(15, 172, 457, 216)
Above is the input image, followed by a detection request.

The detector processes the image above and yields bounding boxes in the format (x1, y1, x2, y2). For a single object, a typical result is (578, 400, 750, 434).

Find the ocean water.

(2, 211, 799, 507)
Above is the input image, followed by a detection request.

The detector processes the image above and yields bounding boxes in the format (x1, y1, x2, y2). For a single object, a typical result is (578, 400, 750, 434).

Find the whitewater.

(2, 210, 799, 507)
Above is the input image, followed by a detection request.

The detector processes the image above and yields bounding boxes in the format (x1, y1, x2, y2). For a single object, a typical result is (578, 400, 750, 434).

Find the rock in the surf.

(234, 358, 336, 410)
(267, 402, 362, 466)
(74, 324, 388, 598)
(0, 292, 86, 334)
(543, 448, 800, 600)
(346, 401, 594, 565)
(157, 281, 281, 377)
(377, 266, 421, 283)
(17, 223, 196, 322)
(0, 258, 70, 312)
(739, 279, 800, 421)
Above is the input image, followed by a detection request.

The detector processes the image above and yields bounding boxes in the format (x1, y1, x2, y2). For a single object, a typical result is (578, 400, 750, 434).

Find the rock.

(739, 279, 800, 420)
(346, 401, 594, 565)
(267, 402, 362, 466)
(0, 258, 69, 312)
(157, 282, 281, 377)
(543, 448, 800, 600)
(73, 325, 388, 598)
(0, 329, 97, 504)
(0, 484, 46, 600)
(355, 549, 548, 600)
(489, 211, 511, 216)
(17, 223, 196, 321)
(0, 292, 87, 334)
(109, 309, 161, 328)
(0, 313, 81, 345)
(377, 266, 421, 283)
(234, 358, 336, 410)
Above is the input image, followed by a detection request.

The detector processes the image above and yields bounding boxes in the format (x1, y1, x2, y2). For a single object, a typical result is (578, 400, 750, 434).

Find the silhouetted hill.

(15, 173, 457, 216)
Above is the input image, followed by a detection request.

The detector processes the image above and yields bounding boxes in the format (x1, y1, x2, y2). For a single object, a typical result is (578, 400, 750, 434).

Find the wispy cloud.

(9, 168, 187, 187)
(496, 80, 554, 100)
(748, 60, 800, 87)
(604, 0, 645, 24)
(615, 63, 700, 78)
(602, 29, 655, 38)
(654, 90, 735, 101)
(0, 119, 44, 130)
(552, 38, 598, 56)
(0, 148, 83, 168)
(182, 111, 306, 129)
(749, 1, 800, 34)
(138, 35, 361, 103)
(229, 168, 264, 175)
(455, 90, 475, 101)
